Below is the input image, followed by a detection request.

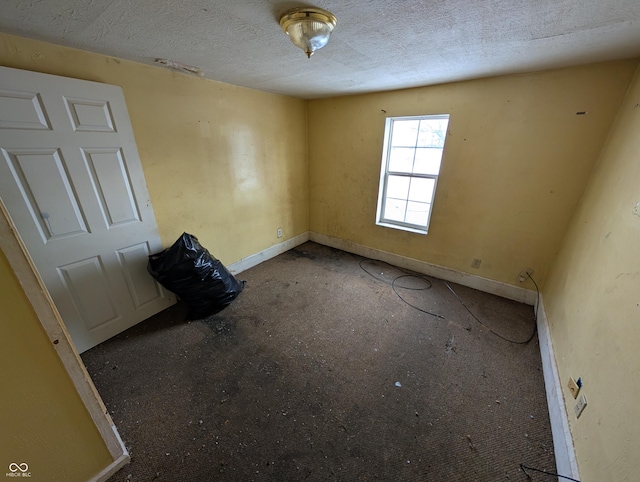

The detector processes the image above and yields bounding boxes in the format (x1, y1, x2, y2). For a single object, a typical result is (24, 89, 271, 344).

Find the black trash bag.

(147, 232, 245, 319)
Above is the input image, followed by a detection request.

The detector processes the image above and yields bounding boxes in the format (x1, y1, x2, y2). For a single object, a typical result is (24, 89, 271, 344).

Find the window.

(376, 114, 449, 234)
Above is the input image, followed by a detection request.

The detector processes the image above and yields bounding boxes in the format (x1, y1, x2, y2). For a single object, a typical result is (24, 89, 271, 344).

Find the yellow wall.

(0, 247, 113, 481)
(543, 66, 640, 481)
(0, 32, 308, 264)
(308, 61, 638, 286)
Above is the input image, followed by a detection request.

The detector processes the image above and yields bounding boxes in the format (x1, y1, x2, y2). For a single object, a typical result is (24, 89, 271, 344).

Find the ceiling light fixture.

(279, 7, 337, 58)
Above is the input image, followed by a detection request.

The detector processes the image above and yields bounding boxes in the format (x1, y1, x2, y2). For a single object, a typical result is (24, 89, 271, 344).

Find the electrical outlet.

(574, 393, 587, 418)
(568, 377, 580, 399)
(277, 227, 283, 238)
(518, 268, 534, 283)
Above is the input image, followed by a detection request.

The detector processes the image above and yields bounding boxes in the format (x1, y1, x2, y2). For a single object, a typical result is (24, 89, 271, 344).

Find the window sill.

(376, 221, 428, 235)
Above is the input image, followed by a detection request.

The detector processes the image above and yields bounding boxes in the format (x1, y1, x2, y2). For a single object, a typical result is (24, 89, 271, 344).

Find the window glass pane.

(413, 148, 442, 175)
(389, 147, 415, 173)
(391, 120, 419, 147)
(417, 119, 448, 148)
(408, 177, 435, 203)
(384, 198, 407, 222)
(386, 175, 410, 200)
(405, 201, 430, 226)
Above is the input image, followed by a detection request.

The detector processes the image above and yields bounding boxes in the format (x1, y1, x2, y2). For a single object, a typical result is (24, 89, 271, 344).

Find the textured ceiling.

(1, 0, 640, 99)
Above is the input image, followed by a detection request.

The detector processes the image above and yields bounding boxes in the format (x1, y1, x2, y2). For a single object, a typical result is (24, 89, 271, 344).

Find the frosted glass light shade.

(279, 7, 337, 58)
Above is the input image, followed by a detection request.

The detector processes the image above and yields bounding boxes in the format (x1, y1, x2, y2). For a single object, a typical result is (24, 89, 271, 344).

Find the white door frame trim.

(0, 199, 129, 481)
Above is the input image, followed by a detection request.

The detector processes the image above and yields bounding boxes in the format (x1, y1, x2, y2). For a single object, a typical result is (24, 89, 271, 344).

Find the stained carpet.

(82, 242, 557, 481)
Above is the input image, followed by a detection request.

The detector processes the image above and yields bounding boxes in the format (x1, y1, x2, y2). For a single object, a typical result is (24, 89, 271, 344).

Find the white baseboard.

(537, 299, 580, 480)
(227, 232, 310, 275)
(309, 232, 537, 305)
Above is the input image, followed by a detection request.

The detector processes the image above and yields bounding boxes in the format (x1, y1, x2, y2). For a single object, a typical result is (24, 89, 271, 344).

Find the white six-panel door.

(0, 66, 175, 353)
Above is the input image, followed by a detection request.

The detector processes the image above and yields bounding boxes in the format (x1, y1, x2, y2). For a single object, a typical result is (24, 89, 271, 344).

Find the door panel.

(3, 148, 89, 241)
(0, 66, 175, 353)
(116, 242, 163, 308)
(58, 256, 120, 330)
(64, 96, 116, 132)
(82, 148, 141, 226)
(0, 89, 51, 130)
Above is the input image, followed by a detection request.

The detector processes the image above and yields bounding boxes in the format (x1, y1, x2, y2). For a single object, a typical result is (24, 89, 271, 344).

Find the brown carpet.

(82, 242, 556, 481)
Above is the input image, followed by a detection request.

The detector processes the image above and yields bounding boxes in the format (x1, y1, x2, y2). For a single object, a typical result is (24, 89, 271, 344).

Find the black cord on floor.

(527, 271, 541, 320)
(359, 259, 431, 289)
(520, 463, 581, 481)
(391, 275, 444, 319)
(443, 279, 537, 345)
(359, 259, 443, 319)
(358, 258, 539, 345)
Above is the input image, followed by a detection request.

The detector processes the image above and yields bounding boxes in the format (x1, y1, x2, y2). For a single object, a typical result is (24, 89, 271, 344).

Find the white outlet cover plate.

(574, 393, 587, 418)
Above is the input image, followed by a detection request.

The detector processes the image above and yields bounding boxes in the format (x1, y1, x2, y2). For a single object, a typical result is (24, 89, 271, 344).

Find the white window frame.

(375, 114, 450, 235)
